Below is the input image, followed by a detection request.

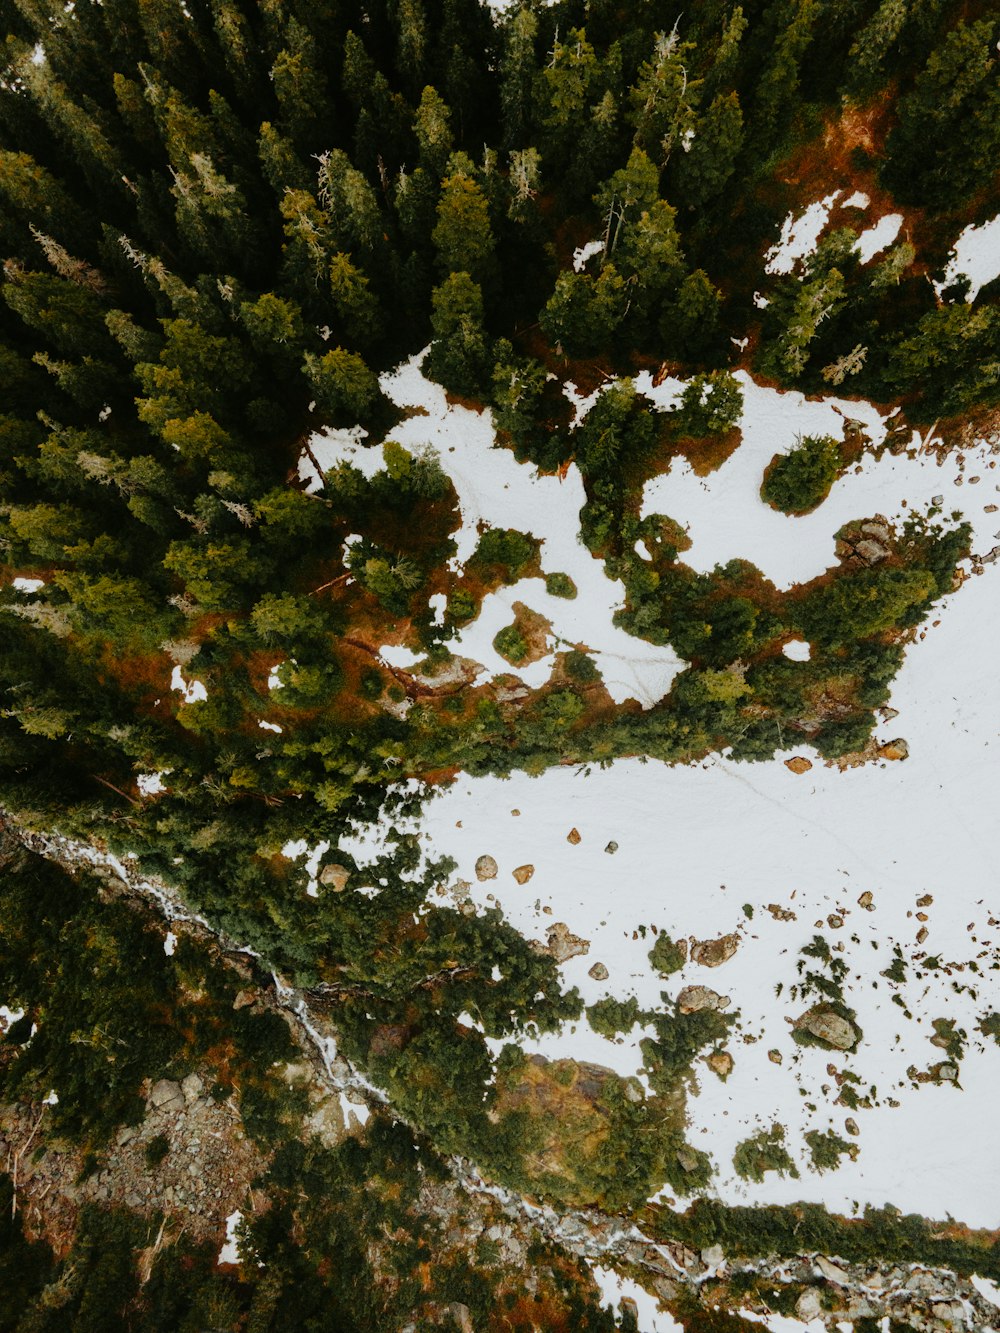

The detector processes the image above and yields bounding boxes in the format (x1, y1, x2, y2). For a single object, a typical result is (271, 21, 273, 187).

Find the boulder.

(512, 864, 534, 885)
(785, 756, 813, 774)
(878, 737, 909, 761)
(690, 933, 740, 968)
(588, 961, 609, 981)
(545, 922, 590, 963)
(319, 862, 351, 891)
(677, 985, 729, 1013)
(795, 1288, 823, 1320)
(566, 828, 581, 845)
(855, 538, 890, 563)
(705, 1050, 733, 1078)
(181, 1073, 204, 1102)
(475, 854, 498, 881)
(795, 1003, 859, 1051)
(148, 1079, 184, 1112)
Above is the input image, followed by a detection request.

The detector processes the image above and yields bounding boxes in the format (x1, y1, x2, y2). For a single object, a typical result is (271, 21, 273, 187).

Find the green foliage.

(805, 1129, 855, 1173)
(303, 348, 382, 426)
(649, 934, 687, 977)
(673, 373, 743, 438)
(761, 434, 842, 515)
(470, 527, 539, 583)
(493, 623, 528, 664)
(803, 568, 937, 646)
(544, 572, 577, 599)
(733, 1125, 799, 1184)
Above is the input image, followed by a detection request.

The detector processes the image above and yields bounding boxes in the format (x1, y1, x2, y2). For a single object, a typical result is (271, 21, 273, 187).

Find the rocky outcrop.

(690, 933, 740, 968)
(677, 985, 730, 1014)
(794, 1003, 860, 1051)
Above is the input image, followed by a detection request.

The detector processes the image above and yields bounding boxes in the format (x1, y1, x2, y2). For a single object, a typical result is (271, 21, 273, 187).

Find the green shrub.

(493, 624, 528, 663)
(805, 1129, 854, 1172)
(471, 527, 539, 583)
(649, 935, 686, 976)
(733, 1124, 799, 1183)
(761, 434, 842, 515)
(544, 572, 577, 599)
(564, 650, 601, 682)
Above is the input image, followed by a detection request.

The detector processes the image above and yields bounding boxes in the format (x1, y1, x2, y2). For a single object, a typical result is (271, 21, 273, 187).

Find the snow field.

(288, 346, 1000, 1228)
(412, 558, 1000, 1227)
(641, 371, 1000, 590)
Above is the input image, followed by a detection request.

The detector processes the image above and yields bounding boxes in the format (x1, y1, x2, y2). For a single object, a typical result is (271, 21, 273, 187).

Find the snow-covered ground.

(295, 350, 1000, 1230)
(642, 372, 998, 589)
(938, 214, 1000, 303)
(408, 555, 1000, 1228)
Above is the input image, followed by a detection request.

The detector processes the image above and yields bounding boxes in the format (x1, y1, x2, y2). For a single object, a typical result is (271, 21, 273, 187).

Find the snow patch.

(170, 665, 207, 704)
(11, 577, 44, 592)
(137, 771, 169, 796)
(163, 931, 177, 956)
(591, 1265, 682, 1331)
(218, 1210, 242, 1265)
(937, 214, 1000, 302)
(855, 213, 903, 263)
(782, 639, 811, 662)
(573, 239, 605, 272)
(281, 839, 330, 898)
(766, 193, 840, 275)
(642, 372, 997, 591)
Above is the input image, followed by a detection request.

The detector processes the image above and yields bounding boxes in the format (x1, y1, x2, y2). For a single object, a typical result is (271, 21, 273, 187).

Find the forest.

(1, 0, 999, 1326)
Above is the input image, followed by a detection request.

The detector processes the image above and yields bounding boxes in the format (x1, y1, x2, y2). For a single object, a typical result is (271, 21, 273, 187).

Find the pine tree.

(303, 348, 382, 425)
(628, 26, 701, 166)
(670, 91, 744, 210)
(883, 18, 1000, 207)
(431, 159, 495, 284)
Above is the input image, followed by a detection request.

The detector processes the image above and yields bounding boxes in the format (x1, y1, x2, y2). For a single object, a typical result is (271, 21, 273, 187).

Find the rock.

(446, 1302, 474, 1333)
(878, 737, 909, 761)
(855, 538, 891, 564)
(678, 985, 729, 1013)
(931, 1299, 967, 1326)
(545, 922, 590, 963)
(938, 1062, 960, 1082)
(785, 756, 813, 774)
(816, 1255, 850, 1283)
(566, 827, 581, 845)
(148, 1079, 184, 1112)
(604, 840, 618, 854)
(475, 854, 498, 881)
(690, 933, 740, 968)
(675, 1147, 701, 1173)
(181, 1073, 204, 1102)
(858, 891, 874, 910)
(588, 962, 609, 981)
(861, 520, 892, 541)
(827, 913, 844, 928)
(794, 1003, 860, 1050)
(701, 1245, 725, 1269)
(233, 989, 255, 1010)
(796, 1288, 823, 1320)
(705, 1050, 733, 1078)
(116, 1126, 137, 1147)
(319, 862, 351, 892)
(844, 1116, 860, 1136)
(906, 1269, 940, 1296)
(512, 864, 534, 885)
(879, 705, 900, 720)
(768, 1048, 783, 1065)
(767, 903, 797, 921)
